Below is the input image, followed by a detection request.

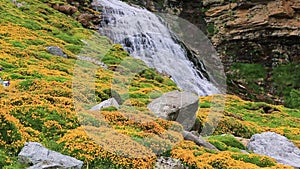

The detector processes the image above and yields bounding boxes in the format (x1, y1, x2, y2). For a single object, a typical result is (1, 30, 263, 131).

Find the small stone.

(46, 46, 68, 58)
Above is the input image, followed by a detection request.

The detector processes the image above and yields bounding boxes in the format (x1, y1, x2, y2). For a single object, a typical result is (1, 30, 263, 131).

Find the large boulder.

(18, 142, 83, 169)
(90, 98, 120, 111)
(147, 90, 199, 130)
(247, 132, 300, 168)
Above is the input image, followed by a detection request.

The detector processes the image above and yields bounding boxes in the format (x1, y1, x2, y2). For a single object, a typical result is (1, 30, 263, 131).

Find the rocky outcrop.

(147, 90, 198, 131)
(48, 0, 102, 30)
(77, 13, 102, 29)
(204, 0, 300, 63)
(247, 132, 300, 168)
(52, 4, 78, 15)
(18, 142, 83, 169)
(203, 0, 300, 103)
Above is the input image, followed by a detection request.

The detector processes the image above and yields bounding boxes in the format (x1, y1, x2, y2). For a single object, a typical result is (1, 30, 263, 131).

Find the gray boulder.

(46, 46, 68, 58)
(90, 98, 120, 111)
(247, 132, 300, 168)
(18, 142, 83, 169)
(147, 90, 199, 130)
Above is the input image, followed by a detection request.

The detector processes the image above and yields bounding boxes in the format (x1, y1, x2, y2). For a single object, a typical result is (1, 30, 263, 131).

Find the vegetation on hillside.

(0, 0, 299, 168)
(228, 62, 300, 108)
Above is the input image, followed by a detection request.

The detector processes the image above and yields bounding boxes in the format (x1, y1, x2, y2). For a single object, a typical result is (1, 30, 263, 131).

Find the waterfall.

(97, 0, 220, 95)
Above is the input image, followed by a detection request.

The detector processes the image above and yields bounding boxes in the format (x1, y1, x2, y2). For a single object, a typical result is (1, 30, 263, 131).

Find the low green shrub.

(231, 154, 276, 167)
(284, 89, 300, 109)
(207, 135, 245, 150)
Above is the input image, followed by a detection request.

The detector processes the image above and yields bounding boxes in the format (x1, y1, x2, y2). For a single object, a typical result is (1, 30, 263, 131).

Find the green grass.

(231, 154, 276, 167)
(207, 134, 245, 150)
(1, 0, 299, 168)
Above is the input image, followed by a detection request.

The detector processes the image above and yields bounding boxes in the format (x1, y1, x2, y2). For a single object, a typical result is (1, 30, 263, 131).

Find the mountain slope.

(0, 0, 299, 168)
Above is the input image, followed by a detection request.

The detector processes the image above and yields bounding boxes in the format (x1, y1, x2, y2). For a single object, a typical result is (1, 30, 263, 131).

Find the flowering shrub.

(0, 0, 299, 168)
(58, 127, 156, 168)
(198, 95, 300, 144)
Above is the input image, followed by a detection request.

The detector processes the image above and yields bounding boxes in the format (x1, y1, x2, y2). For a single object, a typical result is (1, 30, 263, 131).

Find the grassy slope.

(0, 0, 299, 168)
(227, 62, 300, 108)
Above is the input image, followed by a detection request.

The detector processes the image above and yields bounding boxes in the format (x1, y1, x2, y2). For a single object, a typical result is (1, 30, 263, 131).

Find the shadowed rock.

(148, 90, 199, 131)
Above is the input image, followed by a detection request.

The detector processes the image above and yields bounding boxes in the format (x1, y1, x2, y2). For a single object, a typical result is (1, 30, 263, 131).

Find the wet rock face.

(121, 0, 207, 32)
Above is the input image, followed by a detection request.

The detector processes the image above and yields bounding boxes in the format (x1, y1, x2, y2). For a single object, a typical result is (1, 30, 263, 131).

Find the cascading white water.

(97, 0, 219, 95)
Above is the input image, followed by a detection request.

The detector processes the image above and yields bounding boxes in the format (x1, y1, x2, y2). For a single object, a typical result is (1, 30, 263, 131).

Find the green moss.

(25, 39, 45, 45)
(10, 41, 25, 48)
(101, 45, 129, 66)
(199, 100, 211, 108)
(284, 89, 300, 109)
(35, 51, 51, 60)
(101, 106, 118, 111)
(149, 91, 163, 99)
(78, 112, 104, 127)
(272, 63, 300, 97)
(17, 79, 34, 90)
(207, 23, 218, 36)
(9, 73, 27, 80)
(65, 44, 82, 54)
(229, 63, 266, 92)
(231, 154, 275, 167)
(207, 134, 245, 150)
